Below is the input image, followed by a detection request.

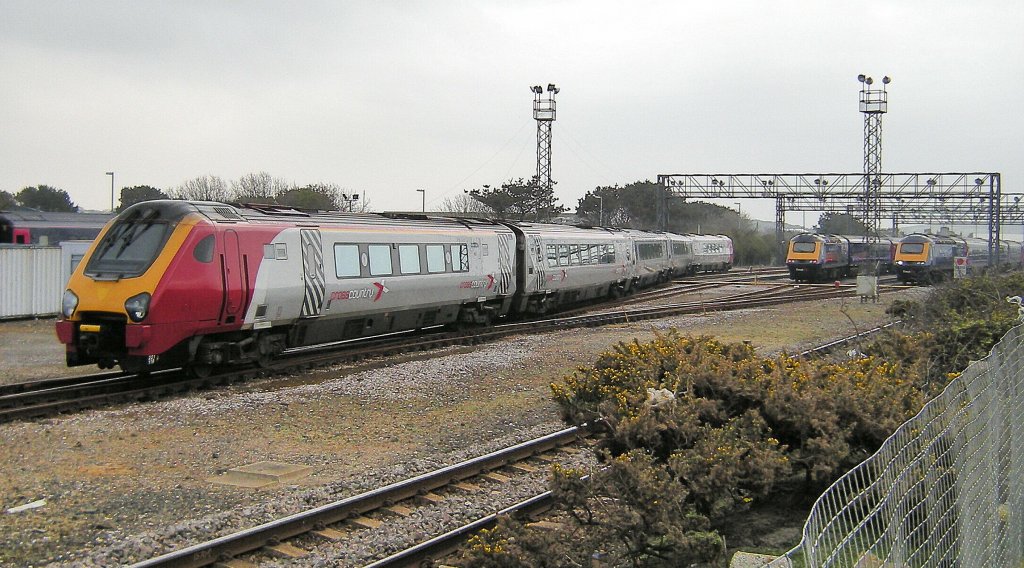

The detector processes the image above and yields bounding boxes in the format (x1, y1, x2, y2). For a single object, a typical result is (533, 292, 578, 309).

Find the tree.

(439, 193, 493, 216)
(118, 185, 168, 212)
(16, 185, 78, 212)
(467, 177, 565, 221)
(0, 191, 15, 210)
(230, 171, 292, 204)
(817, 212, 869, 236)
(276, 183, 339, 210)
(171, 175, 229, 202)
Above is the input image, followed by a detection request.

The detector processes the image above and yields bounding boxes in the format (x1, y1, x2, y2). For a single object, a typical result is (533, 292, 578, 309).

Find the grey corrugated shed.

(0, 245, 62, 319)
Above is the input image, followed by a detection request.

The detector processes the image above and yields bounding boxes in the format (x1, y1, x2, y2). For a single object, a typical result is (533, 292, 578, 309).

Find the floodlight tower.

(858, 74, 890, 239)
(531, 84, 558, 191)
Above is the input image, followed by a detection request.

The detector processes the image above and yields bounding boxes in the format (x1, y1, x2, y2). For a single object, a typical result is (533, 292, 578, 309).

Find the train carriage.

(626, 230, 673, 287)
(509, 222, 633, 313)
(689, 234, 733, 273)
(0, 210, 112, 245)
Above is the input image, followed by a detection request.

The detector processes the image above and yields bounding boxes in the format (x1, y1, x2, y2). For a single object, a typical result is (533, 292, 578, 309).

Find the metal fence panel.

(770, 323, 1024, 567)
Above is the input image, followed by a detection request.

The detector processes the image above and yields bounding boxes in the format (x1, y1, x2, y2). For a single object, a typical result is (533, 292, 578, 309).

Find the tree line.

(0, 173, 366, 214)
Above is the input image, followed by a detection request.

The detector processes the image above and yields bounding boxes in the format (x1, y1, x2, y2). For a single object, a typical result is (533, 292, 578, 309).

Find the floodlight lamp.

(882, 76, 891, 84)
(857, 74, 866, 83)
(975, 178, 983, 185)
(547, 83, 556, 92)
(865, 77, 873, 85)
(352, 194, 359, 200)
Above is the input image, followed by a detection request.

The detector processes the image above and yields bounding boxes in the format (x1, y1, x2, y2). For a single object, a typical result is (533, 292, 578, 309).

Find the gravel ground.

(0, 286, 928, 567)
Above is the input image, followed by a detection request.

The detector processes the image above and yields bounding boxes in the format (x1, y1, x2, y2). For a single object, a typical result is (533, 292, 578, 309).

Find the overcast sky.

(1, 1, 1021, 224)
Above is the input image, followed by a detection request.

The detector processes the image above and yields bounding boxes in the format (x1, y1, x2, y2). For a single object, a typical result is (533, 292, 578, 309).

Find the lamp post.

(734, 202, 742, 231)
(106, 171, 115, 212)
(416, 189, 425, 213)
(597, 196, 604, 226)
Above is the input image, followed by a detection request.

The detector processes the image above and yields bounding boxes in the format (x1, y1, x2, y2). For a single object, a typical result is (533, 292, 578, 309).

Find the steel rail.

(128, 425, 590, 568)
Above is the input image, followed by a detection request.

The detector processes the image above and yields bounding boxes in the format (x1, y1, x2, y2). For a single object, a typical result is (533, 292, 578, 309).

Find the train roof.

(117, 200, 513, 233)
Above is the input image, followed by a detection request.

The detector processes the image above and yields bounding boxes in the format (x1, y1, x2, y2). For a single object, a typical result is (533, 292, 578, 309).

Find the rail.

(770, 322, 1024, 567)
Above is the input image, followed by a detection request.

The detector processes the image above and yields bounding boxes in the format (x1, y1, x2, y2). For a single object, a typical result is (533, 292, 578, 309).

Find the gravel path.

(0, 288, 925, 566)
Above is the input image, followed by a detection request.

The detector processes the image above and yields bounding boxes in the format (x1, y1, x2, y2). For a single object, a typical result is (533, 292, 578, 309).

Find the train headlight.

(124, 292, 151, 323)
(61, 290, 79, 318)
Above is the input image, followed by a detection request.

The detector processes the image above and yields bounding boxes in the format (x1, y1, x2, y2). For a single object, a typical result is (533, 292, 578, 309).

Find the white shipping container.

(0, 245, 63, 319)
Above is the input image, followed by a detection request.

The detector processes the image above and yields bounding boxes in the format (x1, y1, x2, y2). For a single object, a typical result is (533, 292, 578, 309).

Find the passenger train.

(56, 200, 732, 375)
(786, 233, 897, 282)
(0, 210, 112, 245)
(894, 233, 1024, 284)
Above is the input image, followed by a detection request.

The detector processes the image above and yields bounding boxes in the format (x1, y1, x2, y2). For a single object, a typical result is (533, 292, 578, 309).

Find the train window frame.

(367, 244, 393, 276)
(451, 243, 469, 272)
(426, 244, 446, 273)
(792, 242, 816, 253)
(900, 243, 925, 255)
(399, 244, 421, 274)
(546, 244, 558, 268)
(193, 235, 216, 263)
(333, 244, 361, 278)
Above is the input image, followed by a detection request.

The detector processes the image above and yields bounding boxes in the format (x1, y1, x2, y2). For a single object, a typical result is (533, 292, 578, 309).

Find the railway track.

(128, 425, 594, 568)
(122, 319, 904, 568)
(0, 275, 885, 423)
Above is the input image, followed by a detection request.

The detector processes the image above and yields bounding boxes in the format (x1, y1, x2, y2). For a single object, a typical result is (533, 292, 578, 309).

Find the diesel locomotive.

(786, 233, 896, 282)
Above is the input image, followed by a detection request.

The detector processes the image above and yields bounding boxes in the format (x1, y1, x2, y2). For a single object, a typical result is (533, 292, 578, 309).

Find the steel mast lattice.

(531, 84, 558, 191)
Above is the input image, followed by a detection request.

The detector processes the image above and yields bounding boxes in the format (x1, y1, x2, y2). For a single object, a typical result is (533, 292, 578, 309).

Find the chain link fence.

(769, 323, 1024, 567)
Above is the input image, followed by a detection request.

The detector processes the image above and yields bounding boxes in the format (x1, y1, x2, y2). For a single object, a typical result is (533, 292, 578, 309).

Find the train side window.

(558, 244, 570, 266)
(263, 244, 275, 259)
(569, 245, 582, 266)
(368, 244, 393, 276)
(334, 244, 361, 278)
(193, 235, 215, 263)
(451, 244, 469, 272)
(399, 244, 420, 274)
(601, 244, 615, 264)
(426, 244, 446, 273)
(546, 245, 558, 268)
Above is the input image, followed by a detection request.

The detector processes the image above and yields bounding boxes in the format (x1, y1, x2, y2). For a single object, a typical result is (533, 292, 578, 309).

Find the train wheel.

(256, 352, 274, 369)
(187, 363, 214, 378)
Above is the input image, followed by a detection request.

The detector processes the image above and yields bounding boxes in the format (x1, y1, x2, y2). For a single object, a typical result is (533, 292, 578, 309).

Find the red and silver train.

(56, 200, 732, 374)
(786, 233, 897, 282)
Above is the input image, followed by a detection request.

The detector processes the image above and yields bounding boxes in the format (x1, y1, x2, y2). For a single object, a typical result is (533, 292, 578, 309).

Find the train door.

(222, 230, 244, 323)
(13, 228, 29, 244)
(299, 229, 325, 318)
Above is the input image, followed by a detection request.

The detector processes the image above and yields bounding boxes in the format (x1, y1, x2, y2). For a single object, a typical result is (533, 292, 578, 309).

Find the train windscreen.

(900, 243, 925, 255)
(792, 242, 817, 253)
(84, 210, 175, 279)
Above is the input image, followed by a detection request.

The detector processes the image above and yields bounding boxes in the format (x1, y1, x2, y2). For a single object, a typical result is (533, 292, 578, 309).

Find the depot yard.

(0, 287, 926, 566)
